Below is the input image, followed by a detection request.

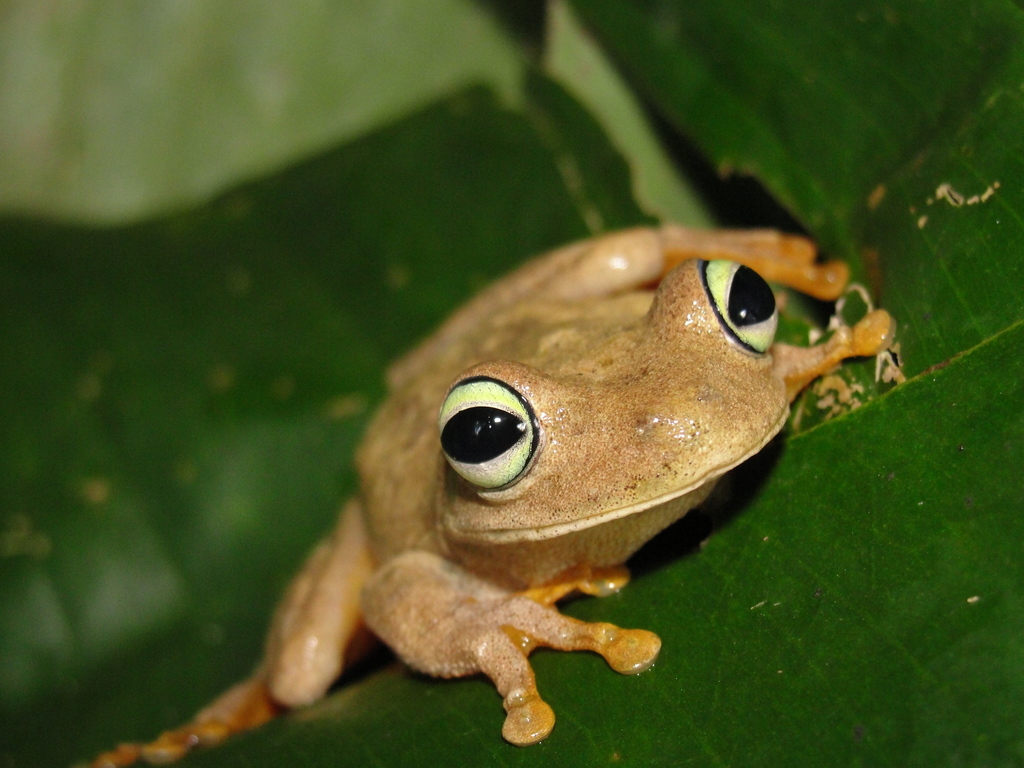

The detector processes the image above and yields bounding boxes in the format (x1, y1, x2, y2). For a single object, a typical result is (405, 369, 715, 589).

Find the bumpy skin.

(90, 226, 894, 766)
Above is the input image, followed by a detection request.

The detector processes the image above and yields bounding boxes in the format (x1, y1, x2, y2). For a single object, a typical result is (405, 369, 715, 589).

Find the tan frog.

(92, 225, 894, 765)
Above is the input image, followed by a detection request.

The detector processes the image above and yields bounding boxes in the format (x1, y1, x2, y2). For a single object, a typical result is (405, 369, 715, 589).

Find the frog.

(91, 224, 895, 766)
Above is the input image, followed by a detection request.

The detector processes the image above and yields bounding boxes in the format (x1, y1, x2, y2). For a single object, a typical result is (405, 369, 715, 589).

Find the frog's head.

(437, 258, 790, 546)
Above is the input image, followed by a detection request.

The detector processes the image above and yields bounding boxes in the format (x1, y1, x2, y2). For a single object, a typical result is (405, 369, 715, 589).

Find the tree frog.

(92, 225, 894, 765)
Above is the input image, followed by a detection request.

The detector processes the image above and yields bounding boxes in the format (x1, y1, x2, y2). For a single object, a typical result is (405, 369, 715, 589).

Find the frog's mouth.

(445, 409, 787, 544)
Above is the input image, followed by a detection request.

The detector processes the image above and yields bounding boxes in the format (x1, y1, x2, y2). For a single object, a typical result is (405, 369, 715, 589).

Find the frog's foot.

(363, 552, 661, 747)
(89, 677, 280, 767)
(773, 308, 896, 401)
(520, 564, 631, 607)
(483, 602, 659, 745)
(481, 612, 660, 746)
(89, 743, 143, 768)
(659, 224, 850, 301)
(492, 619, 661, 746)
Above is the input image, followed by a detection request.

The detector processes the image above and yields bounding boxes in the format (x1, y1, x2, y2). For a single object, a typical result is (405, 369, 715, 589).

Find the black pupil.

(441, 407, 526, 464)
(728, 265, 776, 327)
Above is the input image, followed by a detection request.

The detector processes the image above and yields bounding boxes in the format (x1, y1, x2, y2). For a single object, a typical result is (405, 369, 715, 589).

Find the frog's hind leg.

(262, 500, 376, 707)
(90, 501, 375, 767)
(90, 677, 281, 767)
(658, 224, 850, 300)
(361, 552, 660, 746)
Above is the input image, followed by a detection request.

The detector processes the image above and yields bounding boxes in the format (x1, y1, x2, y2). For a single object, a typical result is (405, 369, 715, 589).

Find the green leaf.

(0, 0, 523, 222)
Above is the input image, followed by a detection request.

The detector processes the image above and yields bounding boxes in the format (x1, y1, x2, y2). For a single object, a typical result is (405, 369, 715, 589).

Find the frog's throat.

(448, 410, 789, 544)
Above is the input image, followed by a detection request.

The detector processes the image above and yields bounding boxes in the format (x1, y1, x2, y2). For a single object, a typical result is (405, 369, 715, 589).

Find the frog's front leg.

(773, 308, 896, 401)
(362, 552, 660, 745)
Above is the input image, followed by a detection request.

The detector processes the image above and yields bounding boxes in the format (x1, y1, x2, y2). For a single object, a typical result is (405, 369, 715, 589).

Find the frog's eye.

(700, 259, 778, 354)
(438, 376, 539, 490)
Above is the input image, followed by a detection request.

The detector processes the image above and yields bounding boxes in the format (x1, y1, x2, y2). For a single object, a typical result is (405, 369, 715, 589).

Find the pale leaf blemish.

(968, 182, 1000, 204)
(750, 600, 766, 610)
(1, 514, 52, 559)
(77, 351, 114, 401)
(876, 342, 905, 385)
(935, 180, 999, 207)
(967, 595, 981, 604)
(386, 263, 410, 291)
(77, 371, 103, 401)
(917, 214, 928, 229)
(80, 477, 112, 506)
(208, 363, 235, 392)
(935, 182, 965, 206)
(867, 183, 886, 210)
(814, 373, 865, 417)
(325, 393, 368, 420)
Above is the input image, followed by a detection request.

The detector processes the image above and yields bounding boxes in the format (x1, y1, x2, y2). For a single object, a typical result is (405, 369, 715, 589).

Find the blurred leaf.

(0, 0, 523, 222)
(542, 0, 713, 226)
(523, 70, 655, 232)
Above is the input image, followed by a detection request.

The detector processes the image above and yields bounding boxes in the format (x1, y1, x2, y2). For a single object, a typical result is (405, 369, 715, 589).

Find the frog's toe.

(139, 720, 231, 764)
(89, 724, 228, 768)
(502, 691, 555, 746)
(602, 627, 661, 674)
(90, 742, 143, 768)
(851, 308, 896, 356)
(89, 722, 228, 767)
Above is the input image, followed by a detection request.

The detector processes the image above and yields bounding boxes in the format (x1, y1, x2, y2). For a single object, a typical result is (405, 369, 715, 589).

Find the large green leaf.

(3, 0, 1023, 766)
